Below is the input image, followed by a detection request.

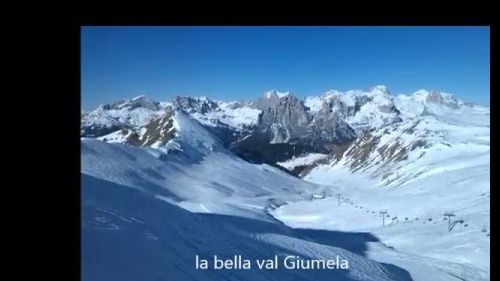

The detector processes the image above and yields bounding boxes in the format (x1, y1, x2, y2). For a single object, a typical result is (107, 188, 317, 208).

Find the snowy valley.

(81, 86, 489, 281)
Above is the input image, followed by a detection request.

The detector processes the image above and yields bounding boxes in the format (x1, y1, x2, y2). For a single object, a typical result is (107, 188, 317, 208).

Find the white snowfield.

(274, 94, 490, 281)
(82, 87, 489, 281)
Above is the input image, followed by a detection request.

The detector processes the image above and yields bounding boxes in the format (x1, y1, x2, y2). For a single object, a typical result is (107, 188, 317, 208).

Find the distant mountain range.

(81, 85, 488, 176)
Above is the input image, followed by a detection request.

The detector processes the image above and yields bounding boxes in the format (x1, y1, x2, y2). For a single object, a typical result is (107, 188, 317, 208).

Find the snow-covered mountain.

(82, 109, 415, 281)
(172, 96, 261, 131)
(83, 110, 324, 218)
(254, 89, 357, 145)
(273, 88, 490, 280)
(298, 88, 489, 180)
(83, 86, 484, 159)
(81, 95, 168, 137)
(305, 85, 402, 132)
(82, 86, 489, 281)
(82, 87, 489, 181)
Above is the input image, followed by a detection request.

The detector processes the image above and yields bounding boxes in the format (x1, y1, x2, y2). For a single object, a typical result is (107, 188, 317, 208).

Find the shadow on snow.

(82, 174, 412, 281)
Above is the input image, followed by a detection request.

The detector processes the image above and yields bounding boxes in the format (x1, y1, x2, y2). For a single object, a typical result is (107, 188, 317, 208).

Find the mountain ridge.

(81, 85, 489, 177)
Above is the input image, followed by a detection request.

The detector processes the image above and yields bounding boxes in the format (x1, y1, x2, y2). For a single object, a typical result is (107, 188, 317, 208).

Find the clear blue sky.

(82, 26, 489, 109)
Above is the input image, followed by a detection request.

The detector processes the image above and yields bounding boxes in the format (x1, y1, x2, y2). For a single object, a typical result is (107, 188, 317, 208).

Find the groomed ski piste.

(82, 98, 489, 281)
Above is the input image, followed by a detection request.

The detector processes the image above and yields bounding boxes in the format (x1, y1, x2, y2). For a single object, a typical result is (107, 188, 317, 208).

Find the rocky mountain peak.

(411, 89, 462, 109)
(82, 86, 485, 171)
(172, 96, 219, 114)
(255, 91, 311, 135)
(263, 89, 291, 100)
(122, 95, 160, 110)
(370, 85, 390, 95)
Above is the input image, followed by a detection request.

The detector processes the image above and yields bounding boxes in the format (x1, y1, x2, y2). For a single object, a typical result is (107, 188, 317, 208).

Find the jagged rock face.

(255, 92, 310, 129)
(82, 86, 488, 176)
(98, 107, 177, 149)
(425, 92, 460, 109)
(304, 86, 403, 133)
(254, 90, 355, 146)
(310, 105, 357, 144)
(225, 91, 359, 166)
(127, 110, 176, 147)
(318, 94, 368, 119)
(172, 96, 218, 114)
(411, 89, 465, 109)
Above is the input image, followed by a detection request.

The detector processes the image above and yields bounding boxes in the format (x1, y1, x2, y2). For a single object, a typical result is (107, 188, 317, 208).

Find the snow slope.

(82, 172, 413, 281)
(82, 111, 418, 281)
(273, 98, 490, 280)
(83, 111, 326, 219)
(82, 87, 489, 281)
